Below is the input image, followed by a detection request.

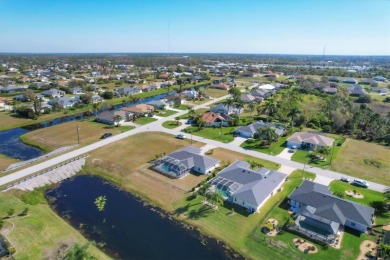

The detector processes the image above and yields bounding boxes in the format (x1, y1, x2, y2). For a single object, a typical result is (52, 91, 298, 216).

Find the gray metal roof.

(289, 181, 375, 228)
(211, 161, 287, 207)
(163, 147, 219, 171)
(236, 120, 286, 136)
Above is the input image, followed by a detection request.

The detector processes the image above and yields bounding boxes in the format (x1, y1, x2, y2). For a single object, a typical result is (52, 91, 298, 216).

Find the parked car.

(352, 179, 369, 188)
(185, 119, 193, 125)
(101, 133, 113, 139)
(340, 176, 350, 183)
(176, 134, 185, 139)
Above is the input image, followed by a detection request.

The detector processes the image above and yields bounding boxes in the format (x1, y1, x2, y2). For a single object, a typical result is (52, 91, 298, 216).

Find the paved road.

(1, 92, 388, 192)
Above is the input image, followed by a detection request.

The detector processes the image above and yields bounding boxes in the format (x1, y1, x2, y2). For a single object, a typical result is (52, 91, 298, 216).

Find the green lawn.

(173, 104, 193, 110)
(134, 117, 157, 125)
(178, 108, 209, 119)
(183, 126, 235, 143)
(155, 109, 177, 117)
(162, 120, 182, 129)
(240, 137, 288, 155)
(0, 191, 108, 259)
(329, 180, 390, 227)
(291, 142, 342, 168)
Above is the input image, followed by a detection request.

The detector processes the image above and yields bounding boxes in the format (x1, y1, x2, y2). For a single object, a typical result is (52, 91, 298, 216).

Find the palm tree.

(288, 106, 300, 128)
(92, 103, 101, 117)
(248, 102, 256, 118)
(188, 108, 195, 118)
(224, 98, 234, 113)
(113, 115, 123, 127)
(211, 191, 225, 208)
(315, 147, 331, 160)
(199, 182, 211, 202)
(262, 100, 277, 122)
(258, 126, 278, 145)
(235, 100, 244, 119)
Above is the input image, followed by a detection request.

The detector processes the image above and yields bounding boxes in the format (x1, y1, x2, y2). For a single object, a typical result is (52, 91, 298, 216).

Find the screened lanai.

(153, 156, 189, 178)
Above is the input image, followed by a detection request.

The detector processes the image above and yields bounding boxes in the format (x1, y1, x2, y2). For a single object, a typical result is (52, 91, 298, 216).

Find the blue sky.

(0, 0, 389, 55)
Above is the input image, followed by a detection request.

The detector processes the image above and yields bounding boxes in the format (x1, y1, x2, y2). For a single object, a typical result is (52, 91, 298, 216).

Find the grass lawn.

(183, 126, 235, 143)
(298, 94, 325, 118)
(155, 109, 177, 117)
(178, 108, 209, 119)
(240, 136, 288, 155)
(162, 120, 182, 129)
(19, 120, 134, 153)
(0, 191, 108, 259)
(173, 104, 193, 110)
(0, 154, 17, 171)
(329, 138, 390, 186)
(202, 88, 228, 98)
(209, 148, 280, 171)
(329, 180, 390, 227)
(85, 132, 204, 211)
(134, 117, 157, 125)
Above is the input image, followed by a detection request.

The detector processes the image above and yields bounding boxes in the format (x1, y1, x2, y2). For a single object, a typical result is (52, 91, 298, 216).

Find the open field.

(299, 94, 325, 117)
(209, 148, 280, 171)
(240, 136, 288, 155)
(183, 126, 235, 143)
(329, 138, 390, 186)
(202, 88, 228, 98)
(0, 190, 108, 259)
(0, 154, 17, 171)
(85, 132, 204, 211)
(20, 120, 134, 153)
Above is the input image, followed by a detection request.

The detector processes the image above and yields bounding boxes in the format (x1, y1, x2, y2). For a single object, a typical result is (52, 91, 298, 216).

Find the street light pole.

(77, 123, 80, 144)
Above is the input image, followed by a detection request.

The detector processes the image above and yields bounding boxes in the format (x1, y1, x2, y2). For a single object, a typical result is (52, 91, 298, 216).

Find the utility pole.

(77, 123, 80, 144)
(329, 141, 336, 165)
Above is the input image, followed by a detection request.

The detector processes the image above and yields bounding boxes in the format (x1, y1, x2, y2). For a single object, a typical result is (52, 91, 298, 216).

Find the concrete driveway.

(313, 175, 334, 186)
(277, 148, 294, 160)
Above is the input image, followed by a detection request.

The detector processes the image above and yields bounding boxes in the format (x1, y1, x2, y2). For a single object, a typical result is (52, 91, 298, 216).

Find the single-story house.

(96, 110, 127, 125)
(115, 87, 142, 96)
(236, 121, 286, 138)
(288, 180, 375, 241)
(201, 112, 230, 127)
(0, 85, 27, 93)
(250, 89, 272, 99)
(210, 160, 287, 213)
(259, 84, 276, 90)
(48, 97, 79, 108)
(210, 103, 243, 115)
(181, 90, 198, 99)
(91, 94, 103, 103)
(347, 85, 366, 96)
(71, 87, 84, 95)
(153, 146, 219, 178)
(287, 132, 334, 150)
(342, 78, 358, 84)
(159, 73, 170, 79)
(241, 93, 262, 103)
(328, 77, 340, 83)
(41, 88, 66, 98)
(209, 83, 230, 90)
(373, 76, 387, 82)
(371, 87, 388, 95)
(323, 86, 338, 94)
(121, 104, 154, 116)
(146, 99, 172, 109)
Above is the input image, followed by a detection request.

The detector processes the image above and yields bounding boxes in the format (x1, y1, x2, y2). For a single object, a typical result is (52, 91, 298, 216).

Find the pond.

(46, 175, 238, 260)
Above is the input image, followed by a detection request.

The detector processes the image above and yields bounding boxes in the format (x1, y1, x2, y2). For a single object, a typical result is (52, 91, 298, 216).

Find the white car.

(176, 134, 186, 139)
(352, 179, 369, 188)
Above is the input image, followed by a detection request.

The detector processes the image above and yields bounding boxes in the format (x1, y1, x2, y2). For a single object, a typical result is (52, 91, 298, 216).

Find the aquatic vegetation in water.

(94, 196, 107, 211)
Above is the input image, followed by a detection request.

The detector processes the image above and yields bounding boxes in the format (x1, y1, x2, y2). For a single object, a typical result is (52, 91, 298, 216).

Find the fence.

(2, 154, 89, 191)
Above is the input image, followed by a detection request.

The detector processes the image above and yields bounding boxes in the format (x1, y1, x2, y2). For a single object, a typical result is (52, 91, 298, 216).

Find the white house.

(287, 132, 334, 150)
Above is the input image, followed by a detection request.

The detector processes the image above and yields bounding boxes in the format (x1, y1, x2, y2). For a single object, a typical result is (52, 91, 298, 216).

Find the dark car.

(101, 133, 113, 139)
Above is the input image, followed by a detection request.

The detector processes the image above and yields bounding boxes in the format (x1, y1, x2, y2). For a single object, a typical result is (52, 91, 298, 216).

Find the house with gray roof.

(48, 96, 79, 108)
(210, 103, 243, 115)
(236, 120, 286, 139)
(96, 110, 126, 125)
(210, 161, 287, 213)
(41, 88, 65, 98)
(115, 86, 142, 96)
(250, 88, 272, 99)
(342, 78, 358, 84)
(0, 85, 27, 93)
(347, 84, 366, 96)
(287, 132, 334, 150)
(153, 146, 219, 178)
(288, 181, 375, 241)
(146, 98, 172, 109)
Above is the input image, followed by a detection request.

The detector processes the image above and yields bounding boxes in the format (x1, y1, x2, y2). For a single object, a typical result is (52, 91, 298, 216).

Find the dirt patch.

(263, 218, 279, 237)
(383, 224, 390, 231)
(293, 238, 318, 254)
(357, 240, 377, 260)
(345, 190, 364, 199)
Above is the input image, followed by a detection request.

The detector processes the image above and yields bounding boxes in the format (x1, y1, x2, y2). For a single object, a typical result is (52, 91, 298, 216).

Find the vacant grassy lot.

(134, 117, 157, 125)
(202, 88, 228, 98)
(178, 108, 209, 119)
(0, 191, 108, 259)
(240, 136, 288, 155)
(330, 138, 390, 186)
(0, 154, 17, 171)
(162, 120, 182, 129)
(85, 132, 204, 211)
(299, 94, 325, 117)
(209, 148, 280, 171)
(183, 126, 235, 143)
(20, 120, 134, 152)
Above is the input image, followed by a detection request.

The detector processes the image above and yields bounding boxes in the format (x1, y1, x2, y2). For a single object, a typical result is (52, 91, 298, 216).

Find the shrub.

(247, 138, 256, 144)
(20, 189, 47, 205)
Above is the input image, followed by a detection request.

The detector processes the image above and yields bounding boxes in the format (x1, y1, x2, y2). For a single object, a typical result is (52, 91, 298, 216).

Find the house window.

(351, 222, 355, 227)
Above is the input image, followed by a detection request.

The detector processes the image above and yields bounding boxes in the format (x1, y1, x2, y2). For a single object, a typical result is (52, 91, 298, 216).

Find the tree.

(92, 103, 101, 117)
(224, 98, 234, 113)
(211, 191, 225, 207)
(188, 108, 195, 118)
(64, 243, 96, 260)
(7, 208, 15, 217)
(199, 182, 211, 202)
(235, 100, 244, 122)
(228, 87, 241, 101)
(258, 126, 279, 145)
(101, 91, 113, 99)
(79, 94, 92, 104)
(21, 207, 29, 216)
(248, 102, 256, 118)
(287, 106, 300, 128)
(113, 115, 123, 127)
